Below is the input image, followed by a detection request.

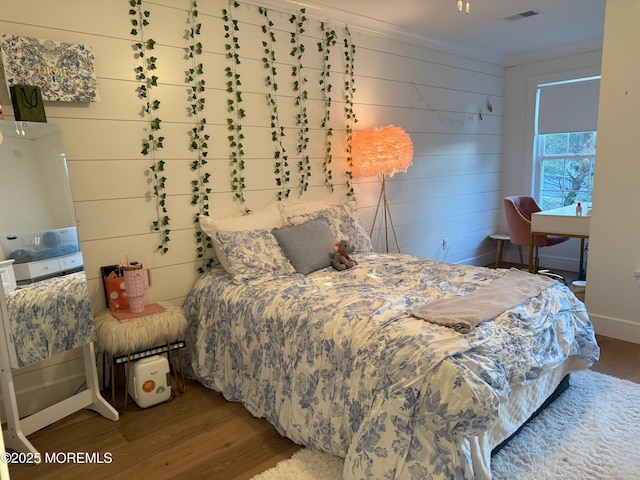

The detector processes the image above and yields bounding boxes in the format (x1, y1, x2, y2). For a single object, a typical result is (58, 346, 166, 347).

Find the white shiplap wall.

(0, 0, 503, 415)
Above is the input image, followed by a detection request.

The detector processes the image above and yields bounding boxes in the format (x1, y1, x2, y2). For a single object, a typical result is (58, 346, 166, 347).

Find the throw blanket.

(410, 268, 555, 333)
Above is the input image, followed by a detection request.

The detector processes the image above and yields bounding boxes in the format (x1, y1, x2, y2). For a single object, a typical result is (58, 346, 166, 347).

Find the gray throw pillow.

(272, 219, 336, 274)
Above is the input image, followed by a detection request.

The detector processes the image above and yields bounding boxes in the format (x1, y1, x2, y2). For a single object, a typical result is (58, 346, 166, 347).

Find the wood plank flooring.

(5, 334, 639, 480)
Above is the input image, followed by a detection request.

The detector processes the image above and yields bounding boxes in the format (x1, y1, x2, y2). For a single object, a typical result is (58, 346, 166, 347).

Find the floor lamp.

(352, 125, 413, 253)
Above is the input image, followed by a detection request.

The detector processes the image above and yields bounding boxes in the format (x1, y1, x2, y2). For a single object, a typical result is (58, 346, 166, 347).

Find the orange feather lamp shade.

(351, 125, 414, 178)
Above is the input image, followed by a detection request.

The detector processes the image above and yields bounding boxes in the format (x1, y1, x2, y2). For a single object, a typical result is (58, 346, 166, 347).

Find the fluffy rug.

(251, 371, 640, 480)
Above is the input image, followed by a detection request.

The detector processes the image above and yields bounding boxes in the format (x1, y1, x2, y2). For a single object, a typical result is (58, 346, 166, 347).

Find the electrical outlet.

(442, 238, 449, 250)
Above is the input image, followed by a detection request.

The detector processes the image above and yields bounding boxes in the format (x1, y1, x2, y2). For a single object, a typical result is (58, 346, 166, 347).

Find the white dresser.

(11, 252, 83, 284)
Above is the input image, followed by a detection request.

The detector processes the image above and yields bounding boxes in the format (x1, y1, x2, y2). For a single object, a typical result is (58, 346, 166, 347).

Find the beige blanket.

(410, 268, 556, 333)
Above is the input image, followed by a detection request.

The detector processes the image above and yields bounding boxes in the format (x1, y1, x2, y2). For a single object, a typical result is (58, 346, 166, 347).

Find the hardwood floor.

(5, 335, 639, 480)
(591, 335, 640, 383)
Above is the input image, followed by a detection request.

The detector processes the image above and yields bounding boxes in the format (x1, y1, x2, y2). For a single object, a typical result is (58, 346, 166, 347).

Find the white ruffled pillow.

(284, 200, 373, 253)
(277, 198, 329, 218)
(200, 202, 284, 272)
(215, 229, 295, 283)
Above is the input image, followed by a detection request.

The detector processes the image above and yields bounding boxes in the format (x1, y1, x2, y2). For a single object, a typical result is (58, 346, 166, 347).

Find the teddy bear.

(332, 240, 358, 271)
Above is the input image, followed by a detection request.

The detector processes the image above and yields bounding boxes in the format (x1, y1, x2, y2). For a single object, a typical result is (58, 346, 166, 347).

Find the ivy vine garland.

(129, 0, 170, 253)
(259, 7, 290, 201)
(186, 0, 213, 271)
(290, 9, 310, 195)
(318, 22, 337, 192)
(343, 26, 357, 196)
(223, 1, 248, 212)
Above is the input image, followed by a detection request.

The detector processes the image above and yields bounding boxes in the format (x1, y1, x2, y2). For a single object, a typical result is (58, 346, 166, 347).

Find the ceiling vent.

(504, 10, 539, 21)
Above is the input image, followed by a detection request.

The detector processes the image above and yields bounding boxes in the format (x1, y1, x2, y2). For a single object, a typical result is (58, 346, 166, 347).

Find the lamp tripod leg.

(369, 181, 384, 241)
(379, 175, 401, 253)
(384, 197, 401, 253)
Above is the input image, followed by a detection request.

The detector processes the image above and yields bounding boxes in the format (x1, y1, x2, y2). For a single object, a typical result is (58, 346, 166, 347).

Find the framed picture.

(1, 34, 100, 102)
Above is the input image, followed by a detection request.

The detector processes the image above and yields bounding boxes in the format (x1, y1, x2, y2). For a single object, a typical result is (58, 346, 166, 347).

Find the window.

(534, 77, 600, 209)
(536, 132, 596, 210)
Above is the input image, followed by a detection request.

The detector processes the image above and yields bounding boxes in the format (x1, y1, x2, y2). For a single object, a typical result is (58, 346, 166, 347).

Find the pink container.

(123, 264, 152, 313)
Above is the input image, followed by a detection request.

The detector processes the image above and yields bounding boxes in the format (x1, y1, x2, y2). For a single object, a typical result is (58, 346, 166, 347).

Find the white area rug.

(251, 371, 640, 480)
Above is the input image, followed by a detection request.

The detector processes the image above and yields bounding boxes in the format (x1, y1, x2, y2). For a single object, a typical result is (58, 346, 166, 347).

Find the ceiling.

(286, 0, 606, 66)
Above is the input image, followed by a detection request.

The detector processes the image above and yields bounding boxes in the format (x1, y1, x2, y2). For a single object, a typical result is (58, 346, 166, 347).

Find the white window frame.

(531, 74, 600, 205)
(533, 133, 597, 210)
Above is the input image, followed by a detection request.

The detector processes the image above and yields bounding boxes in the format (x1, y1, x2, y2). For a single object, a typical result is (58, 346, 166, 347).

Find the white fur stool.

(94, 301, 187, 411)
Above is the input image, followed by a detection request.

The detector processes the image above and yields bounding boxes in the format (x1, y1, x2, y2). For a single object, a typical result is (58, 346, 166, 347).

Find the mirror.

(0, 121, 91, 369)
(0, 127, 117, 450)
(0, 121, 82, 290)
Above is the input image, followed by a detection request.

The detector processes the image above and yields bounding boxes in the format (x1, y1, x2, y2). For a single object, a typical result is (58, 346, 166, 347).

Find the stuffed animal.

(332, 240, 358, 271)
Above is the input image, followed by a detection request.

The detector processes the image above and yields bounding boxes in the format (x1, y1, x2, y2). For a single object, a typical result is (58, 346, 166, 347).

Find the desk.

(529, 204, 590, 274)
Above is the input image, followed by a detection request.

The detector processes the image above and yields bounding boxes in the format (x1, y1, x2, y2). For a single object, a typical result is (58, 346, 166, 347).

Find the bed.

(183, 200, 600, 480)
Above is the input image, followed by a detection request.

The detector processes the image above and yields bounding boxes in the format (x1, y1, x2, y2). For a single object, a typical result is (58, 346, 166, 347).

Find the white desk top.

(531, 204, 591, 237)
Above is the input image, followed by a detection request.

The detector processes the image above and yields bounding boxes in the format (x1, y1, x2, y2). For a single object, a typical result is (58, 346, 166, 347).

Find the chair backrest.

(504, 196, 542, 246)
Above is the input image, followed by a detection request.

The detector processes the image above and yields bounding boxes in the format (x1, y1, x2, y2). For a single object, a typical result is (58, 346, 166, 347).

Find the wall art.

(0, 34, 100, 102)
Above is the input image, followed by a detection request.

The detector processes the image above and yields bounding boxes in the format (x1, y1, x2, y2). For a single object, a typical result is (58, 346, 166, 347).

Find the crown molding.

(252, 0, 507, 66)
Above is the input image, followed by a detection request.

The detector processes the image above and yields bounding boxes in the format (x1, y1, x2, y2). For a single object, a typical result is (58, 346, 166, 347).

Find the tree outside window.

(537, 131, 596, 210)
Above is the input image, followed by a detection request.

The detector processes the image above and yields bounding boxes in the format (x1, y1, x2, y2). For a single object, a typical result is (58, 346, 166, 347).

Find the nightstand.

(94, 302, 188, 411)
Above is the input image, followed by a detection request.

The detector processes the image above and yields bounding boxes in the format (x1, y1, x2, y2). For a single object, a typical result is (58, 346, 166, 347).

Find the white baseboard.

(588, 312, 640, 344)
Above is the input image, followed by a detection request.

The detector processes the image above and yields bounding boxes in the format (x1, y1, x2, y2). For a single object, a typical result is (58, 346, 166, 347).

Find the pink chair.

(504, 196, 569, 272)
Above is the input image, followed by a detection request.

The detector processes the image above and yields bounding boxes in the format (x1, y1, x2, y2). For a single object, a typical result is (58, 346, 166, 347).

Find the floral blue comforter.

(183, 253, 599, 480)
(6, 272, 95, 368)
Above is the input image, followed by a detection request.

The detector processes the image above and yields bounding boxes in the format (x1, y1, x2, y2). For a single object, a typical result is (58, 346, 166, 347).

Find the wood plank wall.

(0, 0, 504, 416)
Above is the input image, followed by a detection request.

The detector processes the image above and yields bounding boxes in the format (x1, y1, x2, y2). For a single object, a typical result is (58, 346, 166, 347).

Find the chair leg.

(517, 246, 523, 265)
(495, 239, 504, 267)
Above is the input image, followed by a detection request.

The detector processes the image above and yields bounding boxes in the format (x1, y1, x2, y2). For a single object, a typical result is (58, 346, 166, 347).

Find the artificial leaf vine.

(259, 7, 290, 201)
(318, 22, 337, 192)
(185, 0, 213, 271)
(343, 26, 357, 196)
(223, 1, 248, 212)
(290, 9, 310, 195)
(129, 0, 170, 253)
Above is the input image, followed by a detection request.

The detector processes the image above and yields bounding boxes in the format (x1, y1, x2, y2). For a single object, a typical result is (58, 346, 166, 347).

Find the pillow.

(272, 219, 336, 274)
(277, 198, 329, 218)
(284, 200, 373, 253)
(200, 202, 284, 272)
(215, 229, 295, 283)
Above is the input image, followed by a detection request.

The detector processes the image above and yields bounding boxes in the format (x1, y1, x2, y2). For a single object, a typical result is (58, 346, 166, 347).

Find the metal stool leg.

(177, 348, 185, 393)
(166, 342, 185, 394)
(123, 353, 131, 412)
(111, 353, 116, 407)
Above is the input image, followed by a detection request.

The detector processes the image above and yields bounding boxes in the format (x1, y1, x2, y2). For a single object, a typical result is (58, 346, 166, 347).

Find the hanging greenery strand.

(186, 0, 213, 272)
(318, 22, 337, 192)
(129, 0, 170, 253)
(290, 9, 310, 196)
(259, 7, 290, 201)
(223, 1, 248, 212)
(343, 26, 357, 196)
